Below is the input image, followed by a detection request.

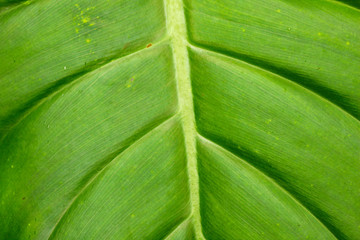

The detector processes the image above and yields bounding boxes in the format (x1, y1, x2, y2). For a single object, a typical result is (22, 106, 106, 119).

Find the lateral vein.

(47, 114, 177, 239)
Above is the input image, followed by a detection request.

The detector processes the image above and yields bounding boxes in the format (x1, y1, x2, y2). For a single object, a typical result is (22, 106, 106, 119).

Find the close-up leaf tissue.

(0, 0, 359, 239)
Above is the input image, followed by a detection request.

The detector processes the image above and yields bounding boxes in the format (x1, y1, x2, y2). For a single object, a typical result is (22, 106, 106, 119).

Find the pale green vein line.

(164, 0, 204, 239)
(197, 133, 339, 240)
(46, 114, 178, 240)
(188, 43, 360, 124)
(0, 40, 168, 142)
(330, 0, 360, 13)
(163, 218, 191, 240)
(0, 1, 28, 16)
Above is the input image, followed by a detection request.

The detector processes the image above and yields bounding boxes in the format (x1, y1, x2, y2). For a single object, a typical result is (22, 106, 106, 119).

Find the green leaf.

(0, 0, 359, 239)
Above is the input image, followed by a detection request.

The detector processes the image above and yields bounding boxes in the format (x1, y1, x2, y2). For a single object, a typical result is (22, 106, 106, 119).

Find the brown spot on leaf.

(122, 42, 130, 50)
(146, 43, 152, 48)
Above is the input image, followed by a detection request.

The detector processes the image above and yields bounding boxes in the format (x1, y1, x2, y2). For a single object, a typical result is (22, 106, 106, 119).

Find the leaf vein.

(46, 114, 178, 239)
(0, 41, 166, 141)
(197, 133, 339, 240)
(188, 43, 360, 123)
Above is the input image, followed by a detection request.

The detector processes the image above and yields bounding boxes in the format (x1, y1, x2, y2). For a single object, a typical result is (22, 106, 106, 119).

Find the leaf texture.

(0, 0, 359, 239)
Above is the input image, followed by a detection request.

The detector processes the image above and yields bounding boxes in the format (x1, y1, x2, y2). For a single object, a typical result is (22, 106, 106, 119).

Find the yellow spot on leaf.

(82, 17, 90, 23)
(131, 214, 135, 218)
(346, 41, 350, 45)
(86, 39, 91, 43)
(75, 28, 79, 33)
(317, 32, 322, 36)
(276, 9, 281, 13)
(241, 28, 246, 32)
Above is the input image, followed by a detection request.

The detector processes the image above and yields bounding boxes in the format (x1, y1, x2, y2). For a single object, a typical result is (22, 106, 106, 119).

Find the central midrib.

(164, 0, 204, 239)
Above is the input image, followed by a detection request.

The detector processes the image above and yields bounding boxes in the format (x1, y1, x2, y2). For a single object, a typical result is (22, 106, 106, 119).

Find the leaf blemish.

(146, 43, 152, 48)
(126, 76, 135, 88)
(82, 17, 90, 23)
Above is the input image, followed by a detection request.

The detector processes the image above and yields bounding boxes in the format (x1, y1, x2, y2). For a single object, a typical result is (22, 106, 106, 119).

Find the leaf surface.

(0, 0, 359, 239)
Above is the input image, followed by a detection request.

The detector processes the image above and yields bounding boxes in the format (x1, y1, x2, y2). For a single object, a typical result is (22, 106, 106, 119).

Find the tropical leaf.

(0, 0, 359, 239)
